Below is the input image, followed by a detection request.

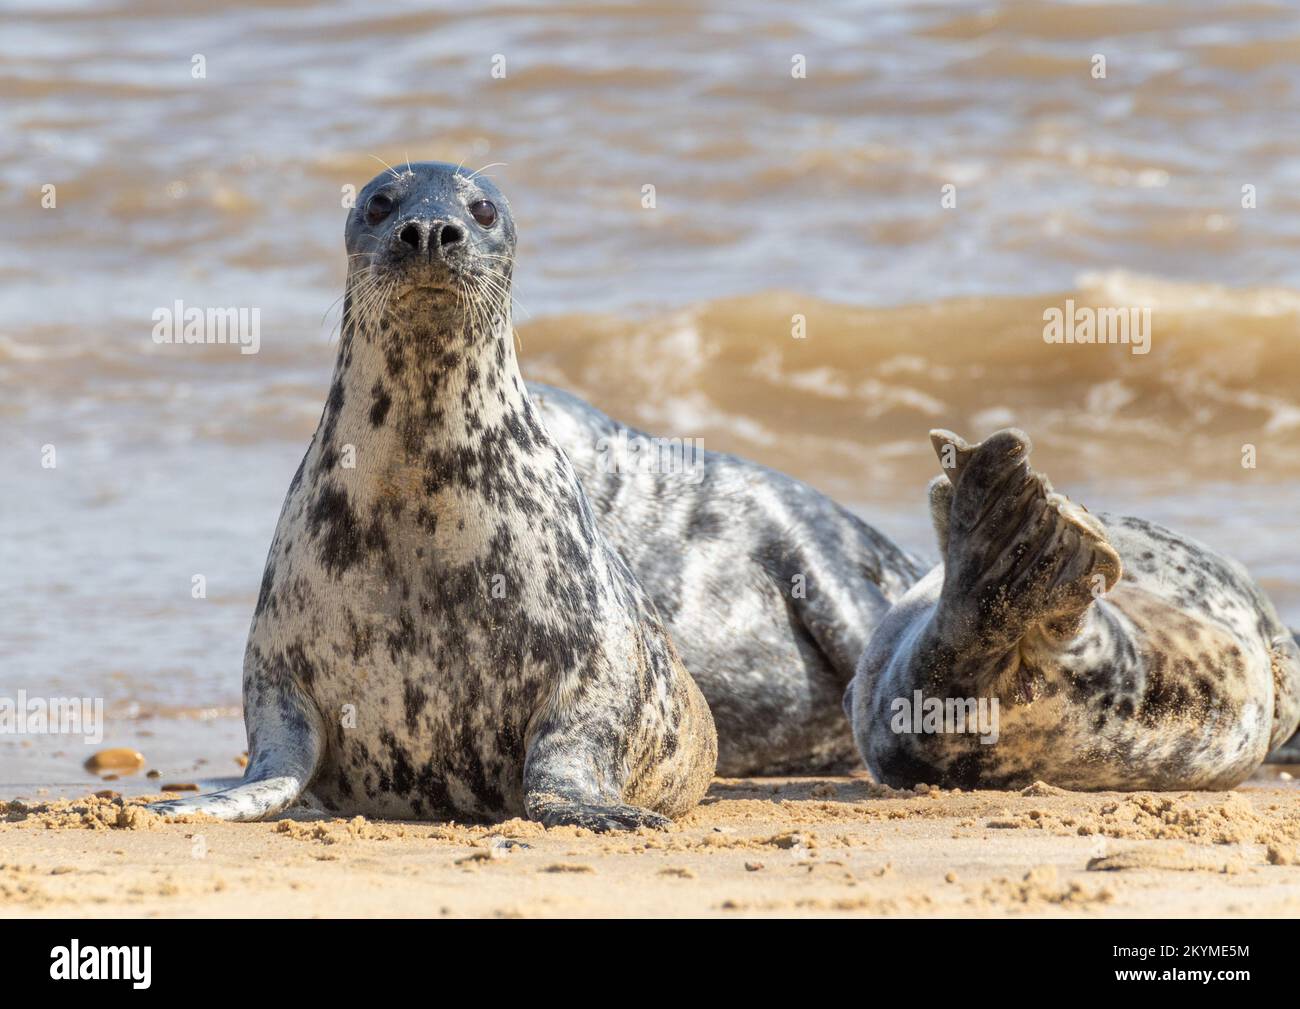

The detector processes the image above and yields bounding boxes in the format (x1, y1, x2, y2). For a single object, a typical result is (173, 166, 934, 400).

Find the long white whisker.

(467, 162, 508, 181)
(369, 154, 402, 181)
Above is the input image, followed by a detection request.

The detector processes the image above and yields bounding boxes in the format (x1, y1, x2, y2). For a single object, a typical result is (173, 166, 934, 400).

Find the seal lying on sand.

(847, 428, 1300, 790)
(531, 383, 925, 774)
(151, 162, 716, 830)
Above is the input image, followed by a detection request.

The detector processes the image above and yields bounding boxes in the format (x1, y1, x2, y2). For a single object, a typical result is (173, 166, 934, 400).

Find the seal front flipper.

(928, 427, 1121, 695)
(148, 674, 323, 822)
(523, 727, 672, 832)
(522, 641, 716, 833)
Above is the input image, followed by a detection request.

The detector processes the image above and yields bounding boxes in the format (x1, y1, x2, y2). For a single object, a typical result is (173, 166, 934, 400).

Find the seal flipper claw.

(531, 800, 671, 833)
(932, 428, 1121, 659)
(927, 476, 955, 555)
(929, 428, 975, 483)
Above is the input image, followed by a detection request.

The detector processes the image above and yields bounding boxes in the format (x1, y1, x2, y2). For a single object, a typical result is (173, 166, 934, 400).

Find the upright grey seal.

(150, 162, 716, 830)
(847, 428, 1300, 790)
(530, 384, 926, 774)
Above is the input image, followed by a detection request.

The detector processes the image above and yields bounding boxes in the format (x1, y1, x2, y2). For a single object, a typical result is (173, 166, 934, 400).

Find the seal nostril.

(439, 224, 464, 248)
(398, 223, 422, 251)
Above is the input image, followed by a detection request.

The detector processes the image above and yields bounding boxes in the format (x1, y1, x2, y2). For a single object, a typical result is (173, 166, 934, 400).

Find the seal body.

(848, 428, 1300, 791)
(532, 383, 925, 774)
(152, 163, 715, 829)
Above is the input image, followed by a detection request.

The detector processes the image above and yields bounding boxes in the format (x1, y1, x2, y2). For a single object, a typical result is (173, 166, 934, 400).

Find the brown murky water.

(3, 0, 1299, 782)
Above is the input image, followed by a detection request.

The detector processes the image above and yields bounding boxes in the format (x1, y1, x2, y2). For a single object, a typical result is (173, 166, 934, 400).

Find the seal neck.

(326, 292, 535, 470)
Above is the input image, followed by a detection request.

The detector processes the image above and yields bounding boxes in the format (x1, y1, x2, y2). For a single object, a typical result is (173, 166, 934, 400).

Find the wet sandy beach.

(4, 773, 1300, 918)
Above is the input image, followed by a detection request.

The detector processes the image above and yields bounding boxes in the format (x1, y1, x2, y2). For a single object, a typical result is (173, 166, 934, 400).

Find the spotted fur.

(848, 428, 1300, 791)
(531, 383, 925, 774)
(151, 163, 716, 829)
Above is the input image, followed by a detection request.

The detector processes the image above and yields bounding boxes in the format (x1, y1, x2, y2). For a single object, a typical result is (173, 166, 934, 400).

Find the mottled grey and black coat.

(152, 163, 716, 830)
(532, 384, 925, 774)
(848, 429, 1300, 791)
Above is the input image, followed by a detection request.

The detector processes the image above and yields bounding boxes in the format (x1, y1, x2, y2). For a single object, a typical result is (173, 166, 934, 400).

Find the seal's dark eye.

(366, 193, 394, 225)
(469, 200, 497, 228)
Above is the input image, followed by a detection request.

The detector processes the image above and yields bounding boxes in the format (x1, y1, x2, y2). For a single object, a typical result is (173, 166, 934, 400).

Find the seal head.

(348, 163, 515, 305)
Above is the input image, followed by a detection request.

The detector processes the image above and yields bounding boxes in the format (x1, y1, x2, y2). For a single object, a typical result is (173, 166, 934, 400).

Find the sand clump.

(1021, 780, 1069, 797)
(3, 795, 171, 831)
(1266, 844, 1298, 866)
(980, 791, 1300, 845)
(977, 865, 1115, 910)
(274, 816, 412, 844)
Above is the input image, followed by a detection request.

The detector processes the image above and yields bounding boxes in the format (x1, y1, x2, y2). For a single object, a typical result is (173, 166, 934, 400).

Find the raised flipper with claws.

(846, 428, 1300, 791)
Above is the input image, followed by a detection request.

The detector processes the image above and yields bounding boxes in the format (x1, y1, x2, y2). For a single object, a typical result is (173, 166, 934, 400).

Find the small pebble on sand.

(83, 748, 145, 776)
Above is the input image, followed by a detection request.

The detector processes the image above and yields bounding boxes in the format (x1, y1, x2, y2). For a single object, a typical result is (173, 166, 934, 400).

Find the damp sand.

(3, 772, 1300, 918)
